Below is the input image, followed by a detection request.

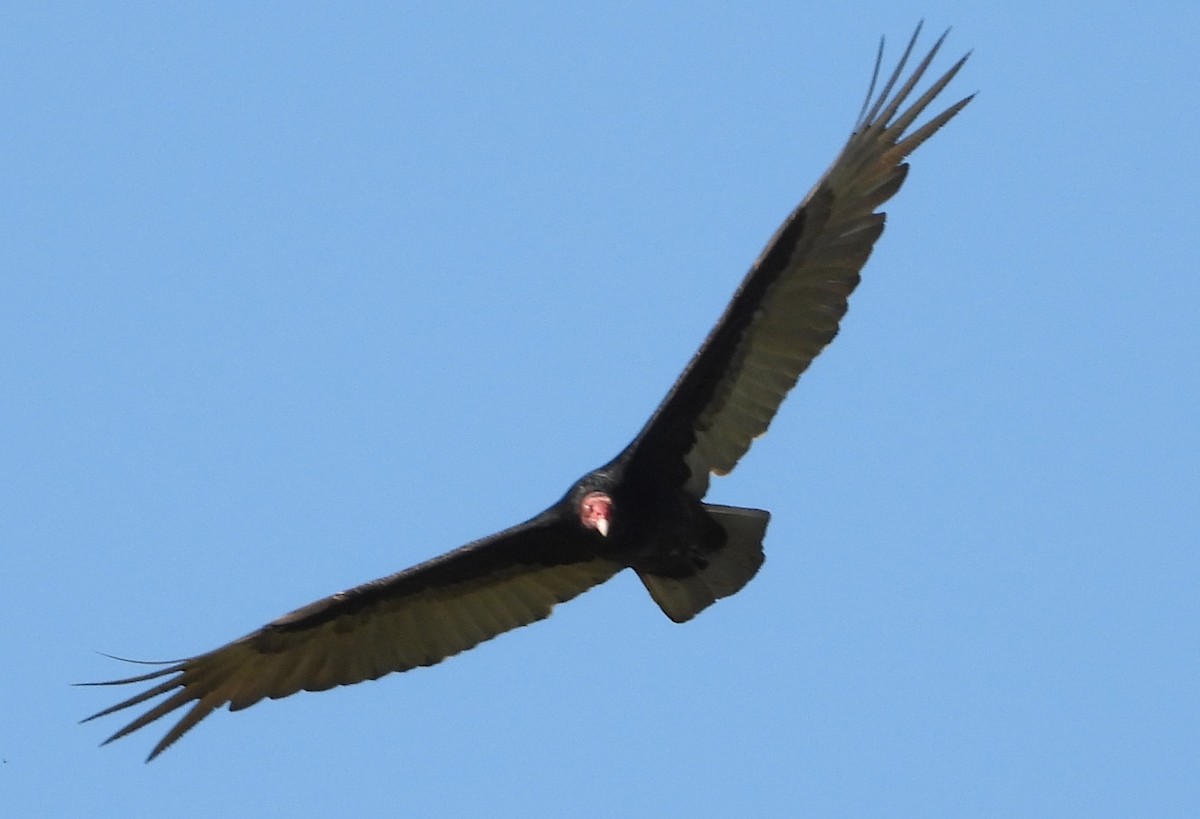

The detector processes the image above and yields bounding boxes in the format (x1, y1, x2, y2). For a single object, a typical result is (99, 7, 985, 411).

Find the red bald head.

(579, 491, 612, 537)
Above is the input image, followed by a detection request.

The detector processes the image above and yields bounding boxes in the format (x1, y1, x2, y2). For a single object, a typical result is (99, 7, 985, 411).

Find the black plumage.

(83, 24, 972, 760)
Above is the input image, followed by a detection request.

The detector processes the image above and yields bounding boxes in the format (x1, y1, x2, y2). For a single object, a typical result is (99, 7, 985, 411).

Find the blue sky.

(3, 3, 1197, 817)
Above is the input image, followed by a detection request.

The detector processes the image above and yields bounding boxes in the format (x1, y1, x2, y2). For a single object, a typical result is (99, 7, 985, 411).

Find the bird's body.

(84, 24, 973, 760)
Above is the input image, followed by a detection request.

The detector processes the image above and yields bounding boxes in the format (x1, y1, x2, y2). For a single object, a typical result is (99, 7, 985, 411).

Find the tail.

(636, 504, 769, 623)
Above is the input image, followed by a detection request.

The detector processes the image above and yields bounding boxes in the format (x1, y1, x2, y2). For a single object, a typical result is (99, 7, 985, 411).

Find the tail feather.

(637, 504, 769, 623)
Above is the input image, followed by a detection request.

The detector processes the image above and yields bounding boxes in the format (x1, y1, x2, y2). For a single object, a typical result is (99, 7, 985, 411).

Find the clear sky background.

(3, 3, 1197, 817)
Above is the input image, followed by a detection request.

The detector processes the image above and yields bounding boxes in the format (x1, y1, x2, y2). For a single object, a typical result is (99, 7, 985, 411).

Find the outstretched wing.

(626, 25, 972, 495)
(82, 518, 621, 760)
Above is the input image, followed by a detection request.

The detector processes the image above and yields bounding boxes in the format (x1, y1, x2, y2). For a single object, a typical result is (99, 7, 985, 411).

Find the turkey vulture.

(83, 25, 972, 760)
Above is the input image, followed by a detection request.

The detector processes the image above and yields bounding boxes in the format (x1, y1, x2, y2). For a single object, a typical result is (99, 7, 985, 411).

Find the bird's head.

(578, 490, 612, 537)
(568, 471, 618, 539)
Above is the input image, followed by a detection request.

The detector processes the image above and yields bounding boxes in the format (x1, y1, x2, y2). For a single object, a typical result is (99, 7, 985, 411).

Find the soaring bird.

(84, 24, 972, 760)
